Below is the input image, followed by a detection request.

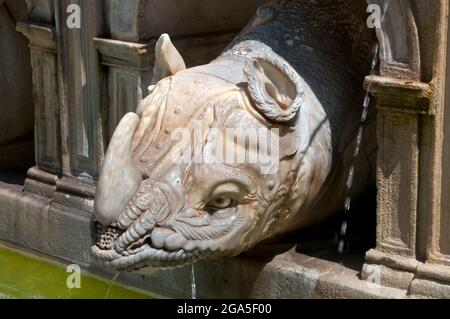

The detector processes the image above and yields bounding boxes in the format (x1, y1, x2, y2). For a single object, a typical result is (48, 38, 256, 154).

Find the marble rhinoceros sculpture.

(91, 1, 376, 271)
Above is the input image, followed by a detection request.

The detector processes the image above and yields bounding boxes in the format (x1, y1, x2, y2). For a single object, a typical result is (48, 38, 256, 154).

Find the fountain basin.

(0, 244, 155, 299)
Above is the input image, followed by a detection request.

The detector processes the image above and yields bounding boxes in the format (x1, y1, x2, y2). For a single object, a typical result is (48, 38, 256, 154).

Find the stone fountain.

(0, 0, 449, 298)
(92, 0, 377, 272)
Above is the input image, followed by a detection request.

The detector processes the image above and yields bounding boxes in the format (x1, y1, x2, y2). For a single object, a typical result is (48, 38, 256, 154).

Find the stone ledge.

(24, 166, 58, 198)
(94, 38, 154, 70)
(0, 183, 414, 299)
(361, 262, 416, 291)
(361, 249, 450, 297)
(56, 176, 96, 199)
(361, 250, 419, 290)
(365, 249, 422, 273)
(410, 277, 450, 299)
(95, 32, 237, 71)
(364, 75, 432, 114)
(416, 263, 450, 284)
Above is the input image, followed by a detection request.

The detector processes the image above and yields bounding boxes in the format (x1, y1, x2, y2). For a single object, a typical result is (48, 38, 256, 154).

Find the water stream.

(336, 0, 391, 254)
(104, 272, 120, 299)
(190, 263, 197, 299)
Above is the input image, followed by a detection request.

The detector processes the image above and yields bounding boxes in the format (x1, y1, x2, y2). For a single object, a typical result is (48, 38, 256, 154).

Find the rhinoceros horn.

(151, 33, 186, 85)
(95, 113, 142, 225)
(244, 54, 303, 122)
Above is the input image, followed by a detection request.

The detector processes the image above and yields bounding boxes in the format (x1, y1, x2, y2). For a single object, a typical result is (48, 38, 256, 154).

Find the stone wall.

(107, 0, 267, 42)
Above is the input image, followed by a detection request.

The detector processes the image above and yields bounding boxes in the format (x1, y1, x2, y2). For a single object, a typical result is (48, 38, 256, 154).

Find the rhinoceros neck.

(221, 0, 369, 72)
(214, 0, 374, 224)
(218, 1, 367, 152)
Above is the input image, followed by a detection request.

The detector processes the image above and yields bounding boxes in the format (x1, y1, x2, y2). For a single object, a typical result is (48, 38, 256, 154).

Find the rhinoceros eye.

(205, 183, 242, 214)
(207, 196, 233, 210)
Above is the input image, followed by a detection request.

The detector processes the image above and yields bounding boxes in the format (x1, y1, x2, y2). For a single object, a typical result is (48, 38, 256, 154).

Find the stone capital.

(364, 75, 432, 115)
(16, 20, 56, 51)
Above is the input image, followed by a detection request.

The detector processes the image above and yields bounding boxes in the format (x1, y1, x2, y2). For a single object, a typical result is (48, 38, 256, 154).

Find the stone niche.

(0, 0, 34, 171)
(0, 0, 449, 299)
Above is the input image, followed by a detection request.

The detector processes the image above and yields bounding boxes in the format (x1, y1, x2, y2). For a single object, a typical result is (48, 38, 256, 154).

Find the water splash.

(104, 272, 120, 299)
(190, 263, 197, 299)
(336, 0, 391, 254)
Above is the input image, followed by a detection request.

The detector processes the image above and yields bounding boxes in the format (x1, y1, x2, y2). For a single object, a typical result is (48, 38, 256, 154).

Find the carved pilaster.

(361, 75, 432, 289)
(17, 20, 61, 197)
(94, 38, 153, 141)
(429, 8, 450, 266)
(427, 0, 450, 267)
(409, 2, 450, 298)
(57, 0, 105, 181)
(44, 0, 106, 213)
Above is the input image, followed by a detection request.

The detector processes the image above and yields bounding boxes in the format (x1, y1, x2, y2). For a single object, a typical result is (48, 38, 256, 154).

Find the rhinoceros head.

(91, 34, 326, 271)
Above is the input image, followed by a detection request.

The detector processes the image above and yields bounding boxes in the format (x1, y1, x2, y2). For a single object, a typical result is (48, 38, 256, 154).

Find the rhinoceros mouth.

(91, 224, 207, 270)
(91, 177, 244, 270)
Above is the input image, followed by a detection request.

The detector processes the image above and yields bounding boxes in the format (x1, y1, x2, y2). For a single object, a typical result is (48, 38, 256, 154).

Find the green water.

(0, 246, 154, 299)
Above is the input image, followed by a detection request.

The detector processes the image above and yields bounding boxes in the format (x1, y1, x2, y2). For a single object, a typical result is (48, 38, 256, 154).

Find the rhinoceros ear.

(151, 33, 186, 84)
(244, 55, 303, 122)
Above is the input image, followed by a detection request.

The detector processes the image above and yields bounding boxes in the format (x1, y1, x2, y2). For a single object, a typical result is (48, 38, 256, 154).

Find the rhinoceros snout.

(95, 112, 143, 226)
(92, 172, 245, 269)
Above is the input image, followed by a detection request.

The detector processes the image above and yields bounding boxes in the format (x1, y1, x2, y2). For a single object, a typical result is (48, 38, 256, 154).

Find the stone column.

(16, 20, 61, 198)
(361, 75, 432, 289)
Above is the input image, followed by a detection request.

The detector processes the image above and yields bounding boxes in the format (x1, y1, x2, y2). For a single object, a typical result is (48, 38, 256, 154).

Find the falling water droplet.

(340, 221, 348, 236)
(353, 142, 361, 158)
(104, 272, 120, 299)
(338, 240, 345, 254)
(344, 196, 351, 212)
(356, 126, 364, 146)
(363, 94, 371, 109)
(346, 166, 354, 190)
(361, 107, 368, 123)
(191, 263, 197, 299)
(370, 54, 378, 70)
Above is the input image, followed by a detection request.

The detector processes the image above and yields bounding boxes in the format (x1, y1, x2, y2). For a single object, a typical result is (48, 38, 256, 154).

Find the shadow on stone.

(243, 187, 377, 272)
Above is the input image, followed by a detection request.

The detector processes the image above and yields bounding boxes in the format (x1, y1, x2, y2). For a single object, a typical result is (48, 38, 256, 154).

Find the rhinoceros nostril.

(96, 224, 123, 250)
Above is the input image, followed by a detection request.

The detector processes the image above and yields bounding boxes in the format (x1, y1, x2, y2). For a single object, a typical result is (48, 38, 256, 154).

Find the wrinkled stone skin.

(92, 0, 377, 272)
